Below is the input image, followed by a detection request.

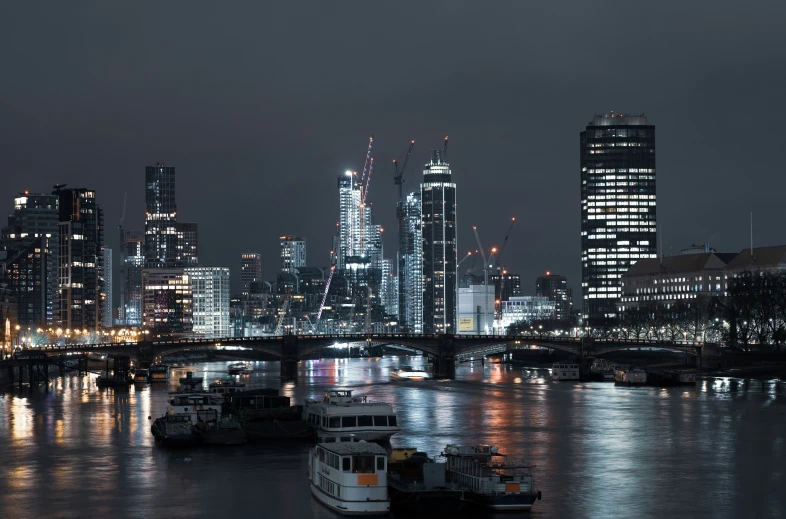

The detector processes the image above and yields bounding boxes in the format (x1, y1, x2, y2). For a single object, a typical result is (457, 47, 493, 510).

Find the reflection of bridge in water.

(22, 334, 709, 380)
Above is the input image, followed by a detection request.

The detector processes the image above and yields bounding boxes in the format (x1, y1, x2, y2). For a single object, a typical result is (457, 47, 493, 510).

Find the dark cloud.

(2, 1, 785, 297)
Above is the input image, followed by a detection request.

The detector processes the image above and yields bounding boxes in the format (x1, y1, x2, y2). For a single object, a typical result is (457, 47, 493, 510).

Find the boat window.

(329, 417, 341, 428)
(342, 416, 357, 428)
(342, 457, 351, 472)
(324, 436, 335, 443)
(376, 457, 385, 471)
(388, 416, 397, 427)
(352, 456, 375, 474)
(358, 415, 373, 427)
(373, 416, 387, 426)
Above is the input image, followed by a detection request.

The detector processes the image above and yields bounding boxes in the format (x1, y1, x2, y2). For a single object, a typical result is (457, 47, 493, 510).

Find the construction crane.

(393, 140, 415, 202)
(472, 226, 491, 288)
(493, 218, 517, 269)
(274, 290, 291, 335)
(315, 265, 336, 325)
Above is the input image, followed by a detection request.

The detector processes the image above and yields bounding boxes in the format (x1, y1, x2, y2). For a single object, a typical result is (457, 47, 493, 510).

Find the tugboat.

(303, 389, 400, 442)
(387, 448, 466, 515)
(442, 444, 541, 512)
(308, 435, 390, 515)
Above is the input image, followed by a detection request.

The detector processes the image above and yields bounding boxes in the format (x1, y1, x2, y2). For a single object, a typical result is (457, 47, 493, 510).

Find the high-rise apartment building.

(186, 267, 230, 338)
(1, 192, 60, 325)
(118, 229, 144, 326)
(176, 222, 199, 265)
(240, 253, 262, 296)
(490, 271, 522, 302)
(280, 236, 306, 273)
(54, 186, 103, 330)
(142, 268, 192, 335)
(535, 272, 573, 321)
(421, 147, 457, 334)
(581, 113, 657, 321)
(397, 191, 422, 332)
(145, 163, 178, 268)
(101, 248, 113, 328)
(337, 172, 361, 269)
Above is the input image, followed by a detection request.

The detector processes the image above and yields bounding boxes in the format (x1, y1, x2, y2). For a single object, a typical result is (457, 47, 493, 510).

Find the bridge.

(17, 333, 707, 380)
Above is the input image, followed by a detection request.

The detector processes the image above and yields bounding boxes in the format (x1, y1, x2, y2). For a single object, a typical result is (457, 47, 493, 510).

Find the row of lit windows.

(588, 194, 656, 200)
(587, 169, 655, 174)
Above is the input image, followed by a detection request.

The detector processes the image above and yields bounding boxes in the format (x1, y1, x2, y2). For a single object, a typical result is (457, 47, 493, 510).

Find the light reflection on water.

(0, 356, 784, 518)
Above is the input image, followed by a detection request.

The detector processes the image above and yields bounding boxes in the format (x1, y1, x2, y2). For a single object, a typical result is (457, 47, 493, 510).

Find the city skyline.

(2, 4, 786, 301)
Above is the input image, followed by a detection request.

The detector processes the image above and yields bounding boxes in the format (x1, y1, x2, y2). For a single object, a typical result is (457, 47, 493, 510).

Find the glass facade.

(397, 191, 422, 332)
(535, 273, 572, 321)
(118, 229, 144, 326)
(186, 267, 230, 338)
(240, 252, 262, 296)
(280, 236, 306, 273)
(145, 163, 178, 268)
(421, 150, 457, 334)
(142, 268, 192, 334)
(580, 113, 657, 321)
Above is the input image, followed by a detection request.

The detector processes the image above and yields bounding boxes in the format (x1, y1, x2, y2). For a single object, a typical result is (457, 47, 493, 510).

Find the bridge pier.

(433, 334, 456, 379)
(280, 334, 298, 382)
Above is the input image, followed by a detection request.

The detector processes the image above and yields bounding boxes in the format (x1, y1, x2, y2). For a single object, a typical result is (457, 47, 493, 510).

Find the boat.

(178, 371, 204, 392)
(551, 362, 580, 381)
(678, 372, 696, 384)
(442, 444, 541, 512)
(227, 362, 251, 375)
(224, 388, 311, 440)
(208, 378, 246, 403)
(150, 392, 225, 447)
(390, 366, 430, 380)
(590, 359, 616, 381)
(303, 389, 400, 442)
(387, 448, 466, 515)
(308, 436, 390, 515)
(615, 367, 647, 386)
(96, 370, 133, 388)
(148, 364, 171, 382)
(134, 368, 150, 383)
(193, 414, 247, 445)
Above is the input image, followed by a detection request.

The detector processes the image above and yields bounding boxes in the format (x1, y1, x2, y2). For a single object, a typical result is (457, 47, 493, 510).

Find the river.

(0, 356, 784, 518)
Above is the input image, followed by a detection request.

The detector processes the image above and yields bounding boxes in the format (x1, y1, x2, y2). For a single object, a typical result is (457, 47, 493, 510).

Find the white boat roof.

(320, 442, 387, 456)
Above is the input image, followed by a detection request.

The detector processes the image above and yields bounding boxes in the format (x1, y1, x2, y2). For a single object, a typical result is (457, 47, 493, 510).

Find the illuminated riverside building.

(240, 253, 262, 296)
(145, 163, 178, 268)
(580, 113, 657, 321)
(337, 172, 361, 269)
(54, 186, 104, 331)
(186, 267, 230, 338)
(176, 222, 199, 265)
(535, 272, 572, 321)
(142, 268, 192, 334)
(421, 148, 457, 334)
(397, 191, 422, 332)
(280, 236, 306, 273)
(118, 229, 144, 326)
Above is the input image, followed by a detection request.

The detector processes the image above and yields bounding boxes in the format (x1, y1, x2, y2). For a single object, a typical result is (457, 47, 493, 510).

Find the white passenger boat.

(551, 362, 580, 381)
(442, 444, 541, 512)
(308, 436, 390, 515)
(614, 367, 647, 386)
(678, 372, 697, 385)
(227, 362, 251, 375)
(303, 389, 400, 442)
(590, 359, 616, 381)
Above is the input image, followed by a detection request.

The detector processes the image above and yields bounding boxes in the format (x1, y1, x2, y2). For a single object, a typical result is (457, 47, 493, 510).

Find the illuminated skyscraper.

(186, 266, 230, 338)
(101, 248, 113, 328)
(142, 268, 192, 334)
(118, 229, 144, 326)
(397, 191, 422, 332)
(337, 171, 361, 269)
(280, 236, 306, 273)
(176, 222, 199, 265)
(54, 186, 104, 330)
(145, 163, 178, 268)
(581, 113, 657, 321)
(421, 148, 457, 334)
(240, 253, 262, 296)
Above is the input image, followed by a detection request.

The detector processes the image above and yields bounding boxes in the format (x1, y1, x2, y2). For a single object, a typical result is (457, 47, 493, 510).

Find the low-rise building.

(494, 296, 556, 334)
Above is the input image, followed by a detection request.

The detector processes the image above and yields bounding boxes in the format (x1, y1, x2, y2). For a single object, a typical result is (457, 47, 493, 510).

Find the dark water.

(1, 356, 785, 519)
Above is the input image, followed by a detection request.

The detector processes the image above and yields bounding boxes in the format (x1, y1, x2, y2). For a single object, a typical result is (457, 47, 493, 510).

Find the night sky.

(2, 3, 785, 298)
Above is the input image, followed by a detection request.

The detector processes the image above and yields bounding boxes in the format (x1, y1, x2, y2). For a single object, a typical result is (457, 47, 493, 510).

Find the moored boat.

(208, 378, 245, 403)
(551, 362, 580, 381)
(178, 371, 204, 392)
(678, 371, 697, 385)
(193, 413, 247, 445)
(151, 414, 199, 446)
(615, 367, 647, 386)
(149, 364, 171, 382)
(96, 370, 134, 388)
(303, 389, 400, 442)
(387, 448, 466, 515)
(590, 359, 616, 381)
(227, 362, 251, 375)
(134, 368, 150, 383)
(225, 388, 311, 440)
(442, 444, 541, 512)
(308, 437, 390, 515)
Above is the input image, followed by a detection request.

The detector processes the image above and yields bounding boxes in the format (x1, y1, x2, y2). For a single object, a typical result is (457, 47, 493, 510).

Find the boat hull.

(310, 482, 390, 516)
(245, 419, 312, 440)
(388, 483, 466, 515)
(150, 419, 199, 447)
